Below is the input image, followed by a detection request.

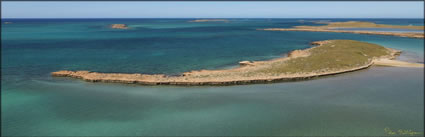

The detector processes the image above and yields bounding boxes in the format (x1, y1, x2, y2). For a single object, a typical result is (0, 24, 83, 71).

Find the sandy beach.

(374, 59, 424, 67)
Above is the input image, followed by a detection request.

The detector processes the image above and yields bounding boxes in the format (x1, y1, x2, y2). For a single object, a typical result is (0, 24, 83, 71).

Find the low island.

(188, 19, 229, 22)
(260, 21, 424, 39)
(52, 40, 423, 86)
(110, 24, 129, 29)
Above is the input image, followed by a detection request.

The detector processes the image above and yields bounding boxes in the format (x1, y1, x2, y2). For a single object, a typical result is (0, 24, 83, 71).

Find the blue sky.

(1, 2, 424, 18)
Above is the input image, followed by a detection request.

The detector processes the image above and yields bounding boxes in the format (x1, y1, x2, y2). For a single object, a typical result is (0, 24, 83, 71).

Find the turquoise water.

(2, 18, 424, 136)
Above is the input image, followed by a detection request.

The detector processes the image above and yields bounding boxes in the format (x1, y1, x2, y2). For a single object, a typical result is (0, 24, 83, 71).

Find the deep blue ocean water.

(1, 18, 424, 136)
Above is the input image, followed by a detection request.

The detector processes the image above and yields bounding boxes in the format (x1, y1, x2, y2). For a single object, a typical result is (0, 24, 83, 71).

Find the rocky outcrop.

(239, 61, 255, 66)
(311, 40, 331, 45)
(110, 24, 128, 29)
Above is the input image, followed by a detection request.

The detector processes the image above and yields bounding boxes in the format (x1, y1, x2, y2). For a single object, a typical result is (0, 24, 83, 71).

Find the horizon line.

(2, 17, 424, 19)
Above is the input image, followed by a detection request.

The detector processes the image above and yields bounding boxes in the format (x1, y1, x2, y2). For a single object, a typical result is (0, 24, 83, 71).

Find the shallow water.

(2, 67, 423, 136)
(1, 18, 424, 136)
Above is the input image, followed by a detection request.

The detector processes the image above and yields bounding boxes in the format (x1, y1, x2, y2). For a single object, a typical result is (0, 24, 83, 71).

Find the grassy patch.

(256, 40, 391, 74)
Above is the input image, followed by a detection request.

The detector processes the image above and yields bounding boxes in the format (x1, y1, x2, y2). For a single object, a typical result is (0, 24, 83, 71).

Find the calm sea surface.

(1, 18, 424, 136)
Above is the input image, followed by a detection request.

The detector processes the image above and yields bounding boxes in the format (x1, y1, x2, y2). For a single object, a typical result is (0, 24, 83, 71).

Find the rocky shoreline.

(52, 62, 374, 86)
(51, 40, 419, 86)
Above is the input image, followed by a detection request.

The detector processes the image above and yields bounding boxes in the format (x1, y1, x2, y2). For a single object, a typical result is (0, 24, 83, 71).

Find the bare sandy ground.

(374, 59, 424, 68)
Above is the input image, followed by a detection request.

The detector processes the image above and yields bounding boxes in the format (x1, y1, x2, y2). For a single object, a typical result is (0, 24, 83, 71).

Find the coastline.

(295, 21, 424, 30)
(51, 40, 422, 86)
(260, 28, 424, 39)
(52, 62, 375, 86)
(374, 59, 424, 67)
(260, 21, 424, 39)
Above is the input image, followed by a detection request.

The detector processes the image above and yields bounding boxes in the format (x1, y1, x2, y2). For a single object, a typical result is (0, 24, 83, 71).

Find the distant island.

(297, 21, 423, 30)
(110, 24, 129, 29)
(51, 40, 423, 86)
(189, 19, 229, 22)
(260, 21, 424, 39)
